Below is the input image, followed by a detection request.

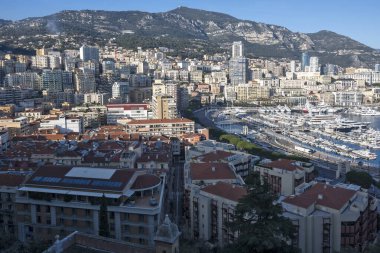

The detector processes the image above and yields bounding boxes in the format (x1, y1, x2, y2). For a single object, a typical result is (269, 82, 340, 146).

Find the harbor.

(207, 104, 380, 169)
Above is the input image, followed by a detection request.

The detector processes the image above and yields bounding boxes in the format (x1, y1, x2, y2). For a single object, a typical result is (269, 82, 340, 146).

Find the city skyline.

(1, 0, 380, 49)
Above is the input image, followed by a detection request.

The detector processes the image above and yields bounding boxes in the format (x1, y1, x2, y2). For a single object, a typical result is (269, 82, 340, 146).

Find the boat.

(348, 107, 380, 116)
(351, 149, 377, 160)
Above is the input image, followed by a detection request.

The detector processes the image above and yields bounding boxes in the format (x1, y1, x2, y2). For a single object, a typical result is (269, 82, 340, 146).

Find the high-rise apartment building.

(42, 69, 73, 92)
(229, 57, 248, 85)
(232, 41, 244, 58)
(112, 82, 129, 103)
(80, 45, 100, 62)
(290, 60, 297, 72)
(75, 69, 96, 93)
(152, 95, 177, 119)
(301, 52, 310, 71)
(309, 56, 319, 72)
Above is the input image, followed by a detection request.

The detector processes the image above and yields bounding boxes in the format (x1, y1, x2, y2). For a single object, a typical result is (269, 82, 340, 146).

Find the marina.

(209, 105, 380, 168)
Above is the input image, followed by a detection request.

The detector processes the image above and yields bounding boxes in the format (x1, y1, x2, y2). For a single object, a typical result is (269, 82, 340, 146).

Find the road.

(165, 159, 184, 226)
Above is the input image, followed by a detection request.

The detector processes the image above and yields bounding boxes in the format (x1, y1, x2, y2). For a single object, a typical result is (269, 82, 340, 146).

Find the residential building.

(112, 82, 129, 103)
(229, 58, 248, 85)
(106, 104, 150, 124)
(282, 183, 378, 253)
(0, 173, 27, 236)
(15, 166, 165, 249)
(301, 52, 310, 71)
(39, 115, 84, 134)
(0, 130, 9, 152)
(254, 159, 315, 196)
(75, 69, 96, 94)
(80, 45, 99, 62)
(151, 95, 177, 119)
(183, 161, 245, 247)
(0, 117, 29, 136)
(332, 91, 364, 107)
(232, 41, 244, 58)
(123, 118, 195, 137)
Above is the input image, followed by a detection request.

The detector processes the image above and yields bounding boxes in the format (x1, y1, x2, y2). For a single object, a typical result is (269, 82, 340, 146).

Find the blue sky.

(1, 0, 379, 48)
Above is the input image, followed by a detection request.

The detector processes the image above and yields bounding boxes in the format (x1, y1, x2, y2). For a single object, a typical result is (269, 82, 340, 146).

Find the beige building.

(0, 117, 29, 136)
(194, 182, 246, 247)
(183, 161, 245, 247)
(123, 118, 194, 137)
(234, 83, 272, 102)
(254, 159, 315, 196)
(282, 183, 378, 253)
(151, 95, 177, 119)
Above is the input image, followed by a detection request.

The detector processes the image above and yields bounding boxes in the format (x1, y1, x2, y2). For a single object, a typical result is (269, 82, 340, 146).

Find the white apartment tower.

(290, 60, 297, 72)
(112, 82, 129, 103)
(232, 41, 244, 58)
(309, 56, 319, 72)
(80, 45, 100, 62)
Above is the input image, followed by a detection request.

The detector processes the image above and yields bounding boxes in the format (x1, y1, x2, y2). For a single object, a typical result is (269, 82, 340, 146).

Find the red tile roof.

(201, 181, 246, 202)
(126, 118, 194, 125)
(106, 104, 149, 111)
(0, 174, 27, 187)
(131, 174, 161, 190)
(283, 183, 356, 210)
(195, 150, 234, 162)
(264, 159, 301, 172)
(136, 153, 171, 163)
(189, 162, 236, 181)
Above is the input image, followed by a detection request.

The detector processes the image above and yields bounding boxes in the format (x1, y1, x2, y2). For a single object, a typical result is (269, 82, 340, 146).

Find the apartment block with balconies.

(15, 166, 165, 249)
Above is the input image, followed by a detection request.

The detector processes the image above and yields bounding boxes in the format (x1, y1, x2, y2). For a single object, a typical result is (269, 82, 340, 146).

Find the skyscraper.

(80, 45, 100, 62)
(229, 57, 248, 85)
(301, 52, 310, 71)
(232, 41, 244, 58)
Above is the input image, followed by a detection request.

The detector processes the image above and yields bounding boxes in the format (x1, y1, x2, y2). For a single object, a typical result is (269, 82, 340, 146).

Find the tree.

(98, 194, 110, 237)
(224, 172, 299, 253)
(346, 170, 373, 189)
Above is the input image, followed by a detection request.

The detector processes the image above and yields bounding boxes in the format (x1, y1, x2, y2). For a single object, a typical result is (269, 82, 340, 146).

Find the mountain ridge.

(0, 7, 379, 67)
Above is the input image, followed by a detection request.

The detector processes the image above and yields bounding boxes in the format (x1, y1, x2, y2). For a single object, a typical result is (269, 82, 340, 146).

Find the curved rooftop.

(131, 174, 161, 190)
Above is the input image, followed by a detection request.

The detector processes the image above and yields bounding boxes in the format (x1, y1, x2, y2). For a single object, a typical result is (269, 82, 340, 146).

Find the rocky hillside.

(0, 7, 379, 67)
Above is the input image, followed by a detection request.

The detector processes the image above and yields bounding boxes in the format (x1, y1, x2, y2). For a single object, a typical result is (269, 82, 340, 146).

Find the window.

(37, 216, 41, 223)
(46, 206, 50, 212)
(72, 208, 76, 215)
(139, 226, 145, 234)
(36, 205, 41, 212)
(139, 214, 145, 222)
